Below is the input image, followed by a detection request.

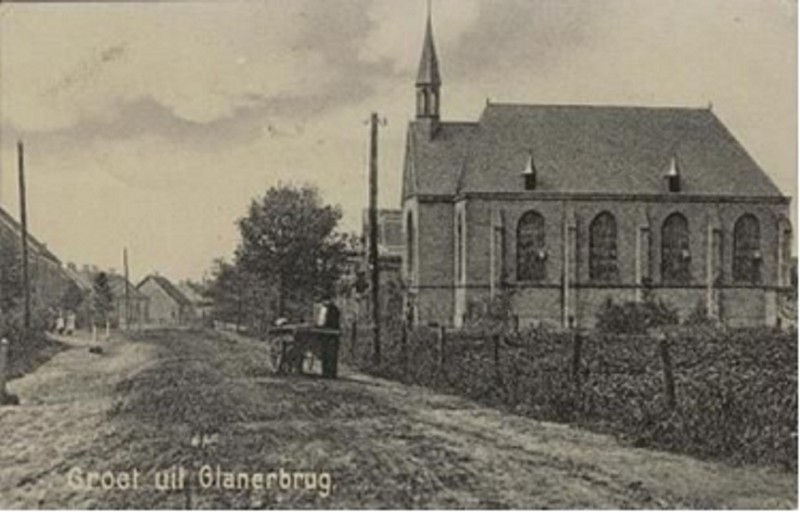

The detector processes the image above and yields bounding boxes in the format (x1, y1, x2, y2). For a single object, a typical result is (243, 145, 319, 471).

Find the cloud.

(1, 2, 344, 131)
(359, 0, 481, 74)
(0, 0, 794, 282)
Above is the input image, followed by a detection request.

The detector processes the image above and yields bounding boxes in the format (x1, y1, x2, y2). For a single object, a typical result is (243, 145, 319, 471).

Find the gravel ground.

(0, 328, 795, 509)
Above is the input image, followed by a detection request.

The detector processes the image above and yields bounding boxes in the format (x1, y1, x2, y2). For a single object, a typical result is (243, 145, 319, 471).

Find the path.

(0, 329, 794, 509)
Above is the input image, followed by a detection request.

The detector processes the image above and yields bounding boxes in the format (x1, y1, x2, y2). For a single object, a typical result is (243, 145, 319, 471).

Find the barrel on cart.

(268, 301, 342, 378)
(269, 325, 341, 378)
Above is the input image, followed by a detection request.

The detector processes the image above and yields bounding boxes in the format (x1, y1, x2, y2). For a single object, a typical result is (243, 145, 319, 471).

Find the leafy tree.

(60, 281, 85, 312)
(92, 272, 114, 326)
(236, 184, 348, 320)
(206, 258, 267, 329)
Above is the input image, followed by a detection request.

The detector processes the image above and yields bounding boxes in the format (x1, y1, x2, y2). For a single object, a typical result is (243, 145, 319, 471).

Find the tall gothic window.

(517, 211, 546, 282)
(406, 212, 415, 278)
(661, 213, 691, 284)
(733, 213, 761, 284)
(589, 212, 618, 282)
(780, 218, 793, 287)
(456, 212, 465, 283)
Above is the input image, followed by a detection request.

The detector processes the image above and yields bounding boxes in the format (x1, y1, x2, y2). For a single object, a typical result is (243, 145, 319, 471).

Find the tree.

(92, 272, 114, 327)
(236, 184, 348, 322)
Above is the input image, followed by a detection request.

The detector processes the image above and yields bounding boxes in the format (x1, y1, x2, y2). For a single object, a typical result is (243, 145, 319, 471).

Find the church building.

(401, 13, 793, 328)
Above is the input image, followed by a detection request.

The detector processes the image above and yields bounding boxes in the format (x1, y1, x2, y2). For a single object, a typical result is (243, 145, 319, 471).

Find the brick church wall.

(407, 195, 790, 328)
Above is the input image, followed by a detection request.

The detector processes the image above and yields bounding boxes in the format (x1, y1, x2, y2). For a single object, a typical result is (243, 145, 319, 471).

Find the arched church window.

(733, 213, 761, 284)
(779, 218, 793, 287)
(661, 212, 691, 284)
(456, 212, 465, 283)
(517, 211, 546, 282)
(589, 212, 618, 282)
(406, 211, 415, 278)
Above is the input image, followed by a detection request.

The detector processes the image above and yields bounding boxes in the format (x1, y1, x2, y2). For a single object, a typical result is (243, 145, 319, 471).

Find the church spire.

(416, 8, 441, 88)
(415, 1, 441, 129)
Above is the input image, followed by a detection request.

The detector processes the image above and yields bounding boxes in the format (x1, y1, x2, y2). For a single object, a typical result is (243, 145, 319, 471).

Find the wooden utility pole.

(368, 112, 381, 365)
(17, 141, 30, 334)
(123, 248, 130, 330)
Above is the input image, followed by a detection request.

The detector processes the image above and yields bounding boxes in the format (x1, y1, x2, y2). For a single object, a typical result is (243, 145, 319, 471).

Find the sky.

(0, 0, 796, 282)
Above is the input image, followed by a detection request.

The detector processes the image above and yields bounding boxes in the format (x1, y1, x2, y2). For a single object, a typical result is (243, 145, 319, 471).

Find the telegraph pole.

(123, 248, 130, 330)
(368, 112, 381, 364)
(17, 141, 30, 335)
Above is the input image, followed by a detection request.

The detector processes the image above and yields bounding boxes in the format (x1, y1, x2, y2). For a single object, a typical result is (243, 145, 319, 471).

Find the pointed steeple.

(415, 1, 441, 131)
(416, 14, 441, 87)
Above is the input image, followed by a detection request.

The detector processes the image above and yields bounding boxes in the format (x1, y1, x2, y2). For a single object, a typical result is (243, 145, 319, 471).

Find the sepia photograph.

(0, 0, 796, 509)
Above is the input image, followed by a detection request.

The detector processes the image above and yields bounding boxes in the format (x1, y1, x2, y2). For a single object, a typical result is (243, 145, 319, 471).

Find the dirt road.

(0, 329, 795, 509)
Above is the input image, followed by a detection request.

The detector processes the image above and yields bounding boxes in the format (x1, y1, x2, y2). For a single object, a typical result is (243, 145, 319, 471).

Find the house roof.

(404, 103, 785, 199)
(108, 273, 148, 301)
(138, 274, 192, 307)
(63, 265, 93, 292)
(69, 267, 148, 301)
(0, 205, 61, 264)
(177, 281, 211, 306)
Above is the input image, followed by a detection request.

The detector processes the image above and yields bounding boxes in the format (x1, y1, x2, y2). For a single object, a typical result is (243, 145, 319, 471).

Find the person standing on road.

(65, 310, 76, 335)
(55, 311, 66, 335)
(315, 298, 341, 378)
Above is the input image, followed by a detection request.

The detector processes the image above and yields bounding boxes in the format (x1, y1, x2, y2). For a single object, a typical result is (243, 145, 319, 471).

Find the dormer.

(522, 152, 537, 190)
(665, 154, 681, 192)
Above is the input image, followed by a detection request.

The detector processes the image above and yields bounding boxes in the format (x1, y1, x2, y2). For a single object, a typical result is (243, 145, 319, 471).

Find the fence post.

(437, 325, 446, 375)
(571, 329, 583, 388)
(493, 334, 502, 384)
(659, 333, 676, 410)
(350, 319, 357, 363)
(0, 338, 7, 401)
(400, 320, 408, 379)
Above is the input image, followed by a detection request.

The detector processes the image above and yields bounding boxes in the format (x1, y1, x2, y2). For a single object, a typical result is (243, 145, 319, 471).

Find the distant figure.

(316, 300, 341, 330)
(316, 299, 341, 378)
(65, 311, 76, 335)
(55, 312, 65, 335)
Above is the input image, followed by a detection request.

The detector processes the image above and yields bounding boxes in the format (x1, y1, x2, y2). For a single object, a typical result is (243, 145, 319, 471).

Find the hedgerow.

(342, 323, 797, 471)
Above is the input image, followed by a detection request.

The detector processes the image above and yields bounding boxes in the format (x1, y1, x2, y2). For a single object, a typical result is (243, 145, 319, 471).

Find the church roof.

(404, 103, 785, 199)
(416, 17, 441, 86)
(404, 121, 478, 198)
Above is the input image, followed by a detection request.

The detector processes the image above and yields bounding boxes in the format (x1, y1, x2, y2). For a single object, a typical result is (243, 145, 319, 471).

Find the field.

(342, 323, 798, 471)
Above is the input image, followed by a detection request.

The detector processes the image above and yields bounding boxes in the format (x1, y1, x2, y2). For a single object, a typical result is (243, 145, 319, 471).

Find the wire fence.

(340, 321, 797, 470)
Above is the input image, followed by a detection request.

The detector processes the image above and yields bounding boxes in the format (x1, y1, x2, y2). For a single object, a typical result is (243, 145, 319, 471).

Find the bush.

(0, 301, 65, 380)
(596, 297, 679, 334)
(343, 320, 797, 471)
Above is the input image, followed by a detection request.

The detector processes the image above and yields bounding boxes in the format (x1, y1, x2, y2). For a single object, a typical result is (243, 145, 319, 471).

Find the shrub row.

(341, 323, 797, 471)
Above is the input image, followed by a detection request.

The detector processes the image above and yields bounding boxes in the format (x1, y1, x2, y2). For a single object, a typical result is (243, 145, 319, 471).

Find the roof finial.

(427, 0, 432, 20)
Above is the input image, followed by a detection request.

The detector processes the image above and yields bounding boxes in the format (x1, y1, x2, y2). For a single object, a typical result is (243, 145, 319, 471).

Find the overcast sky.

(0, 0, 796, 282)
